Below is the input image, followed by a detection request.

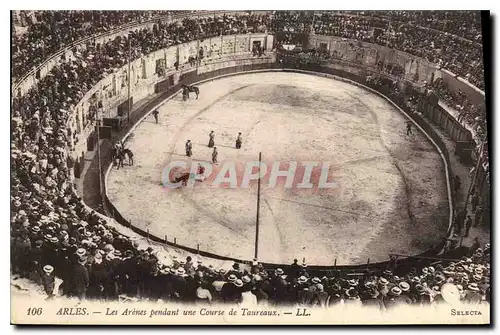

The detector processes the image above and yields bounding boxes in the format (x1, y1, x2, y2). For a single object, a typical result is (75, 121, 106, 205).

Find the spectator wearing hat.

(344, 287, 361, 307)
(121, 250, 139, 297)
(414, 284, 432, 306)
(227, 262, 243, 278)
(464, 283, 482, 304)
(384, 286, 407, 309)
(397, 282, 413, 304)
(42, 265, 55, 299)
(29, 225, 42, 242)
(221, 274, 240, 303)
(327, 282, 343, 306)
(212, 269, 227, 294)
(71, 256, 89, 300)
(377, 277, 390, 298)
(361, 287, 384, 310)
(274, 273, 291, 305)
(88, 252, 108, 300)
(171, 267, 188, 302)
(297, 284, 315, 307)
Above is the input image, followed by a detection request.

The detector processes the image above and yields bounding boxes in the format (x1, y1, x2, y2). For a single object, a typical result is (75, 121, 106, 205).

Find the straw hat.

(399, 282, 410, 292)
(467, 283, 480, 292)
(390, 287, 402, 296)
(76, 248, 86, 257)
(297, 276, 308, 284)
(43, 265, 54, 274)
(347, 279, 358, 286)
(378, 277, 389, 285)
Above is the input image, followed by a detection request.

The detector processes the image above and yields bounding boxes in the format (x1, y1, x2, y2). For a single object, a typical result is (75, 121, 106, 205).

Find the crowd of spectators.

(427, 78, 487, 143)
(351, 11, 483, 43)
(11, 11, 489, 308)
(310, 12, 485, 91)
(13, 11, 485, 90)
(12, 10, 180, 80)
(13, 231, 490, 307)
(270, 11, 484, 91)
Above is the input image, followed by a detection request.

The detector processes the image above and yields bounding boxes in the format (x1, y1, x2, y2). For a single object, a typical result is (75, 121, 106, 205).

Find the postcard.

(10, 9, 490, 325)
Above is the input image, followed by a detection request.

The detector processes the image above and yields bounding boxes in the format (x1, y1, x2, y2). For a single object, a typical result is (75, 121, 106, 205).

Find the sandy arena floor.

(106, 72, 449, 265)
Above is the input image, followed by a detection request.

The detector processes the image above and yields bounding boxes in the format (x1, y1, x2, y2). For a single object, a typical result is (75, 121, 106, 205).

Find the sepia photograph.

(9, 7, 491, 326)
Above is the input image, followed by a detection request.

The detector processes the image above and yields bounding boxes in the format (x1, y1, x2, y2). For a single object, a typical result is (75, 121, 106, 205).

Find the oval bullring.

(105, 69, 451, 266)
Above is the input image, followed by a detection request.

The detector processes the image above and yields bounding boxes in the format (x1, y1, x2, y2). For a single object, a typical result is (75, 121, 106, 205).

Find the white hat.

(76, 248, 86, 257)
(467, 283, 480, 292)
(347, 279, 358, 286)
(391, 287, 402, 296)
(399, 281, 410, 292)
(378, 277, 389, 285)
(43, 265, 54, 274)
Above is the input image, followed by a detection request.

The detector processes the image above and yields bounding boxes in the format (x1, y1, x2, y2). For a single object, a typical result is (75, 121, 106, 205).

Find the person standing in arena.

(406, 121, 413, 136)
(185, 140, 193, 157)
(212, 147, 218, 164)
(152, 109, 159, 124)
(208, 131, 215, 148)
(236, 132, 242, 149)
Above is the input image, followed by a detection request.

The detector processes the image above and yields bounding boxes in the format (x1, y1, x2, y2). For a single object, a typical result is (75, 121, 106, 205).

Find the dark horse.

(182, 84, 199, 101)
(171, 172, 192, 187)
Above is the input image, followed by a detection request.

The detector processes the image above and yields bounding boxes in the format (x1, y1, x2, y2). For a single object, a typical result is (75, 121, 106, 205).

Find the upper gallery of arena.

(11, 11, 489, 306)
(12, 11, 484, 90)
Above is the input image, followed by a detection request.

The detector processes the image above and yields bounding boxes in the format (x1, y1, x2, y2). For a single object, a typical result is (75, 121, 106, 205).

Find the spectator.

(41, 265, 55, 299)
